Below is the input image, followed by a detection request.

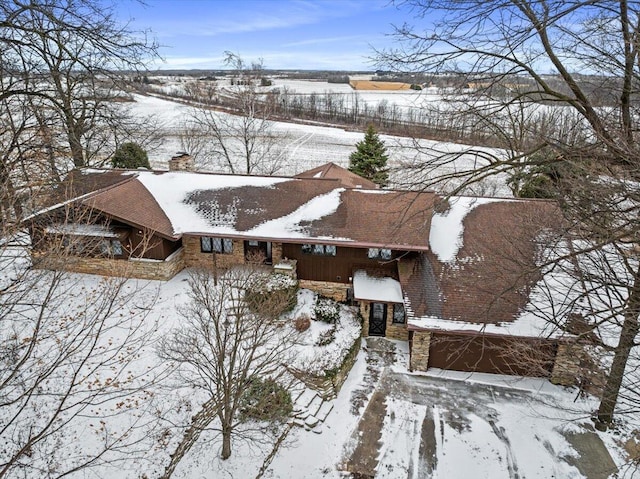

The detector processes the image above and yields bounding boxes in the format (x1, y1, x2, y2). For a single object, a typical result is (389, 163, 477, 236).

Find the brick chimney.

(168, 152, 195, 172)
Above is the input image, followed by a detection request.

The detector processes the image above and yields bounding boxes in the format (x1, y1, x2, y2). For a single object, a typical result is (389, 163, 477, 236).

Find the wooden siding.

(427, 332, 557, 377)
(125, 228, 180, 260)
(282, 243, 398, 284)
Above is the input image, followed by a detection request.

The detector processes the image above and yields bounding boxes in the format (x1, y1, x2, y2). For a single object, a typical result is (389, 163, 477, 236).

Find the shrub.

(239, 377, 292, 422)
(294, 314, 311, 332)
(410, 83, 422, 90)
(111, 142, 150, 169)
(245, 273, 298, 317)
(315, 326, 337, 346)
(314, 297, 340, 324)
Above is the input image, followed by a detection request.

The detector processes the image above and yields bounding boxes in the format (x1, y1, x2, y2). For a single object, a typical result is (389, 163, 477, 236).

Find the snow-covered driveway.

(345, 368, 618, 478)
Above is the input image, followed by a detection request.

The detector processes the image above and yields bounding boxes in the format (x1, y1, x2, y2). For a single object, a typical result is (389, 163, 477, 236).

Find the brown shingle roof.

(82, 177, 175, 239)
(185, 178, 341, 232)
(39, 169, 134, 210)
(63, 169, 436, 248)
(403, 199, 562, 325)
(294, 162, 379, 189)
(308, 189, 435, 248)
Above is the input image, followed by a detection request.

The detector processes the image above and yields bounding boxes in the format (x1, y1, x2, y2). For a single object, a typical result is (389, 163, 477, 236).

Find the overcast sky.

(120, 0, 413, 71)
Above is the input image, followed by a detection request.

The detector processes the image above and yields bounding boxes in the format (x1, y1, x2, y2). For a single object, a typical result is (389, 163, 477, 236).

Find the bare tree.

(158, 267, 298, 472)
(0, 204, 165, 477)
(0, 0, 159, 167)
(378, 0, 640, 428)
(185, 53, 287, 175)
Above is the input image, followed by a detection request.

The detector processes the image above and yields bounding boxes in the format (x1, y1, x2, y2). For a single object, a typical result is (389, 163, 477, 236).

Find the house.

(27, 157, 580, 383)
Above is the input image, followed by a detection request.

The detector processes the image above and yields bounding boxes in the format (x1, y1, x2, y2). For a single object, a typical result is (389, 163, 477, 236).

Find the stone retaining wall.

(298, 279, 350, 302)
(35, 247, 185, 281)
(289, 337, 362, 400)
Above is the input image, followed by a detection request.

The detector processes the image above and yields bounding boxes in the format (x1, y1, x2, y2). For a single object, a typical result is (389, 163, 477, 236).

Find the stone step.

(291, 418, 306, 428)
(304, 415, 320, 428)
(317, 401, 334, 422)
(295, 389, 317, 409)
(307, 394, 323, 417)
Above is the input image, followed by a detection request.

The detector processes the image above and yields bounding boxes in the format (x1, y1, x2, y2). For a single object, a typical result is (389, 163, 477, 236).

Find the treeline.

(143, 83, 509, 148)
(142, 82, 587, 151)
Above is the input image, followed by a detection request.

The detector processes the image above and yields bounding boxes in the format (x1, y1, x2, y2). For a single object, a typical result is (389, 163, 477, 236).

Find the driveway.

(344, 356, 618, 478)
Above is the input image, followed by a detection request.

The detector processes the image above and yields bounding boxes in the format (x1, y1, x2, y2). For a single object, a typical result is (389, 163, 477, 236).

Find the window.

(201, 237, 212, 252)
(368, 248, 392, 260)
(111, 240, 123, 256)
(302, 244, 336, 256)
(393, 303, 405, 324)
(99, 239, 123, 256)
(99, 240, 110, 256)
(201, 237, 233, 254)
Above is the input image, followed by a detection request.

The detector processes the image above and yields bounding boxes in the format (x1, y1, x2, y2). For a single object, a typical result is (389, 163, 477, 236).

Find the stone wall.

(359, 301, 409, 341)
(361, 302, 370, 336)
(409, 330, 432, 371)
(36, 247, 185, 281)
(288, 337, 362, 400)
(298, 279, 350, 302)
(550, 342, 583, 386)
(182, 236, 245, 270)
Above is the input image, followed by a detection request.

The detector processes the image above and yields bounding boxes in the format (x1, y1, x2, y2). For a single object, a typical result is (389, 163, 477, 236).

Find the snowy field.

(128, 93, 511, 196)
(148, 77, 446, 113)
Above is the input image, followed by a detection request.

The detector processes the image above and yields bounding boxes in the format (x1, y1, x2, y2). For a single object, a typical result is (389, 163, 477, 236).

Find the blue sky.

(119, 0, 413, 71)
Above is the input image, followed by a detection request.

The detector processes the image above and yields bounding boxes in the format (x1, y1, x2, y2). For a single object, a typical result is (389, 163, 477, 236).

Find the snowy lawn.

(3, 266, 634, 478)
(283, 288, 361, 377)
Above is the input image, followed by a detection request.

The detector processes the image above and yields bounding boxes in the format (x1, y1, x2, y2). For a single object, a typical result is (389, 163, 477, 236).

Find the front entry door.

(368, 302, 387, 336)
(244, 241, 272, 264)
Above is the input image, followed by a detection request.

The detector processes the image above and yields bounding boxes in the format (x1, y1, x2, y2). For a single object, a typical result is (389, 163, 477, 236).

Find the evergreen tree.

(348, 125, 389, 187)
(111, 142, 150, 169)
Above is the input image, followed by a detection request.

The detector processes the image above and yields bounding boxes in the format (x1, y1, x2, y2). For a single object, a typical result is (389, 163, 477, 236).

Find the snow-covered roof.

(70, 169, 437, 249)
(429, 196, 513, 263)
(401, 199, 565, 332)
(407, 314, 565, 339)
(353, 270, 404, 303)
(44, 223, 119, 238)
(136, 171, 290, 235)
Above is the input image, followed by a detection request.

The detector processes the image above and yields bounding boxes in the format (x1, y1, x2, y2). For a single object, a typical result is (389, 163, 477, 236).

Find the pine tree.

(348, 125, 389, 187)
(111, 142, 150, 169)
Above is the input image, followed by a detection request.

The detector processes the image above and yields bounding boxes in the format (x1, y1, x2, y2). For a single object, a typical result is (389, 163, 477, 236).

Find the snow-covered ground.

(2, 263, 636, 478)
(127, 93, 512, 196)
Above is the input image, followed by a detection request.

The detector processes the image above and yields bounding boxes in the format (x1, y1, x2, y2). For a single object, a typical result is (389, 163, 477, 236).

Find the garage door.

(428, 332, 557, 377)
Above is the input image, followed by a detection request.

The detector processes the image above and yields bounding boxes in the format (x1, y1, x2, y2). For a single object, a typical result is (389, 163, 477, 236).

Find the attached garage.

(412, 330, 558, 377)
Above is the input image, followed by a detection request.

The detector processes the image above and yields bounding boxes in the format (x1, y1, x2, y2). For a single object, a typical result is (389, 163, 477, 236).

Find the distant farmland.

(349, 80, 411, 90)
